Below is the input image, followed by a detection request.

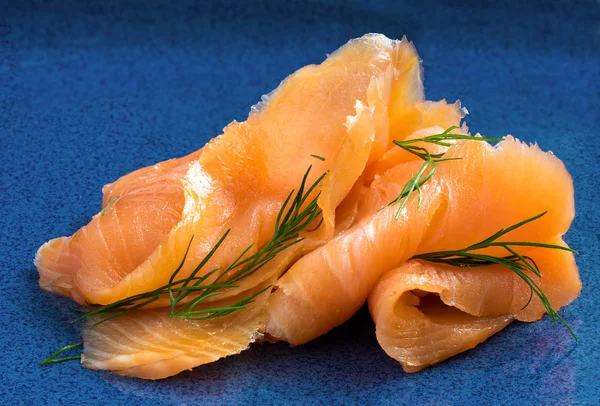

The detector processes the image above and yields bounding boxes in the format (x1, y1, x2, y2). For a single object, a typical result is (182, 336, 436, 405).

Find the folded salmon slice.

(266, 137, 577, 345)
(36, 34, 436, 378)
(369, 240, 580, 372)
(36, 180, 187, 304)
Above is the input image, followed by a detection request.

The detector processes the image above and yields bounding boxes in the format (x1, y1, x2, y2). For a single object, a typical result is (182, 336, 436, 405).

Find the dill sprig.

(40, 342, 82, 366)
(412, 211, 577, 339)
(101, 196, 119, 217)
(75, 165, 327, 325)
(386, 126, 503, 218)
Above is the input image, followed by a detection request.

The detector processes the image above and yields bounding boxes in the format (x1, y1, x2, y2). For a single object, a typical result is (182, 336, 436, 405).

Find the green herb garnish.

(40, 342, 82, 366)
(386, 126, 502, 218)
(101, 196, 119, 217)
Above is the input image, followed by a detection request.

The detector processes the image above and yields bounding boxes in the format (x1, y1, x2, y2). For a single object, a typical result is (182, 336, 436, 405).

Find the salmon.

(368, 240, 580, 372)
(82, 280, 276, 379)
(101, 149, 203, 206)
(36, 34, 438, 378)
(37, 34, 422, 306)
(36, 179, 186, 305)
(265, 137, 578, 345)
(35, 33, 580, 379)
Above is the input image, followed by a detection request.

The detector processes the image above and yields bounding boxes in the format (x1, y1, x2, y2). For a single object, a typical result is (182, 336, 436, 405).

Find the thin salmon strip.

(266, 161, 442, 345)
(369, 240, 580, 372)
(266, 137, 576, 345)
(82, 282, 273, 379)
(80, 245, 298, 379)
(414, 137, 573, 256)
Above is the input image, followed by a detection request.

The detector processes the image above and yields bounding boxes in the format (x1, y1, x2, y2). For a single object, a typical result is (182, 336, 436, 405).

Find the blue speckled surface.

(1, 0, 599, 404)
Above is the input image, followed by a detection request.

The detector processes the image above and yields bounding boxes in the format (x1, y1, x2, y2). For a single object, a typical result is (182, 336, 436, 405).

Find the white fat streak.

(344, 100, 376, 133)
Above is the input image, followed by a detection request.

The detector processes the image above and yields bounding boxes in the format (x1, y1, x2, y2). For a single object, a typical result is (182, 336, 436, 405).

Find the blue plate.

(1, 0, 599, 404)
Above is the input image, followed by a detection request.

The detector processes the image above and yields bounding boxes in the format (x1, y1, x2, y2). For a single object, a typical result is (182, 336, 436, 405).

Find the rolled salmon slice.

(369, 240, 580, 372)
(266, 137, 576, 345)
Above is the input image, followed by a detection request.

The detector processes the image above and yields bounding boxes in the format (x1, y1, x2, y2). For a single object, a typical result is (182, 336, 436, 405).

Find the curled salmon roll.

(369, 241, 580, 372)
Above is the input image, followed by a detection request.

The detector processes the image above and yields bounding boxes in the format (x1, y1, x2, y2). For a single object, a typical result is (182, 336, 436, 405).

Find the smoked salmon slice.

(368, 240, 580, 372)
(266, 137, 578, 346)
(82, 281, 274, 379)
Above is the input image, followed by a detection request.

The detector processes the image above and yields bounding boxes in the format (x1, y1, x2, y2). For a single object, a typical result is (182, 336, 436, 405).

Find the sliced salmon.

(265, 160, 441, 345)
(35, 33, 580, 379)
(36, 179, 187, 305)
(266, 137, 576, 345)
(369, 240, 580, 372)
(36, 34, 431, 378)
(36, 34, 423, 306)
